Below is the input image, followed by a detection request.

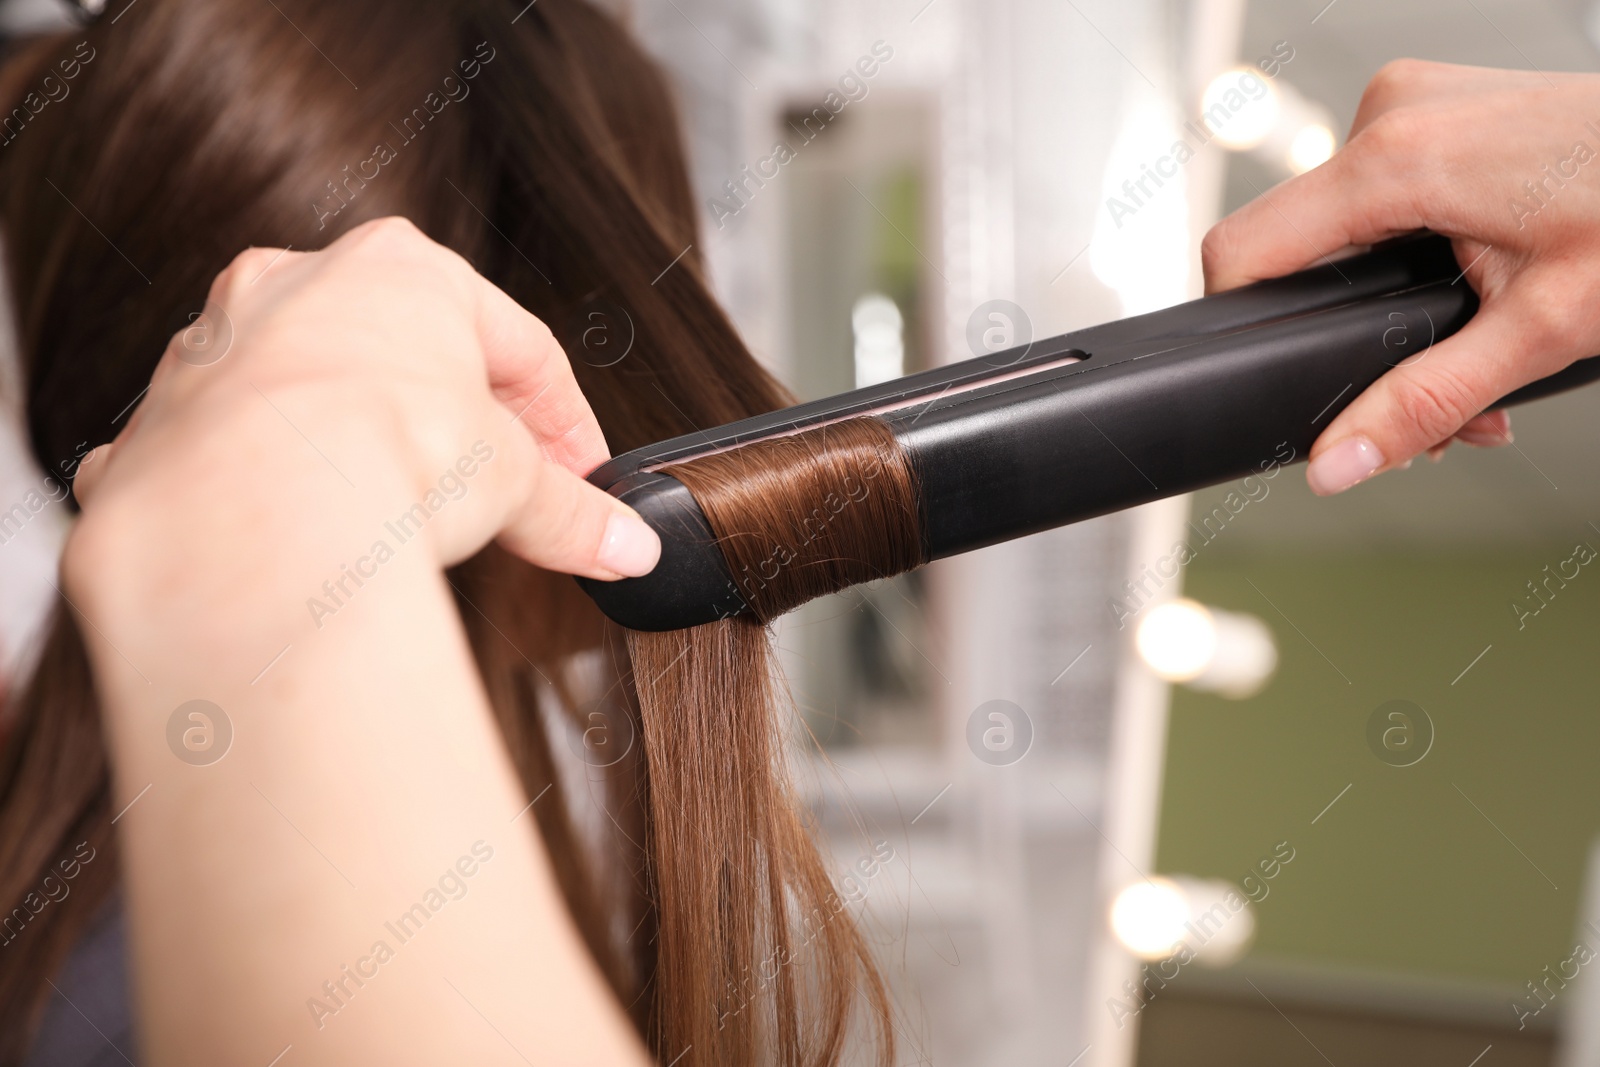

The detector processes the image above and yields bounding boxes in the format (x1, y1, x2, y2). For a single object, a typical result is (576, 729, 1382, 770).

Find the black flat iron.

(578, 234, 1600, 631)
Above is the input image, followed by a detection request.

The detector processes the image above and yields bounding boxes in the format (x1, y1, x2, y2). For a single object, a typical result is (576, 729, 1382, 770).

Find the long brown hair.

(632, 416, 923, 1060)
(0, 1, 899, 1062)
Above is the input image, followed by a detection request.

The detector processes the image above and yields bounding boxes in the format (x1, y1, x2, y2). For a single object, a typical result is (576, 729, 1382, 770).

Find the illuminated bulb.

(1136, 599, 1278, 698)
(1200, 68, 1282, 150)
(1110, 877, 1258, 965)
(1288, 124, 1336, 174)
(1110, 878, 1190, 960)
(1136, 599, 1217, 682)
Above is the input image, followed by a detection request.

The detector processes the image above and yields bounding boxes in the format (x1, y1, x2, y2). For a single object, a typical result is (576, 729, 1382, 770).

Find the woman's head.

(0, 1, 894, 1063)
(3, 0, 780, 475)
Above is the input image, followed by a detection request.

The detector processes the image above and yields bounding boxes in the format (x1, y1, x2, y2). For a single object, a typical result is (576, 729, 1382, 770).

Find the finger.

(1346, 60, 1552, 139)
(208, 245, 309, 303)
(1303, 308, 1540, 495)
(496, 455, 661, 580)
(1348, 60, 1453, 139)
(71, 442, 116, 507)
(1420, 409, 1511, 465)
(1202, 145, 1439, 294)
(1453, 408, 1512, 448)
(468, 271, 612, 477)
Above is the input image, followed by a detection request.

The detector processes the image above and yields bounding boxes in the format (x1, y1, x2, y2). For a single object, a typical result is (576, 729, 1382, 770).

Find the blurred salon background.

(6, 0, 1600, 1063)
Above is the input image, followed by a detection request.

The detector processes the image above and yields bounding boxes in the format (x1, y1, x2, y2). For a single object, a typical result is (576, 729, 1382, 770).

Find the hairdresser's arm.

(63, 218, 655, 1065)
(1203, 61, 1600, 495)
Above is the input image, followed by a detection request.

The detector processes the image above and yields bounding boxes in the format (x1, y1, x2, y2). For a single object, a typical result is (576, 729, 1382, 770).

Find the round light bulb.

(1110, 878, 1190, 960)
(1200, 68, 1282, 151)
(1136, 599, 1218, 682)
(1288, 124, 1337, 174)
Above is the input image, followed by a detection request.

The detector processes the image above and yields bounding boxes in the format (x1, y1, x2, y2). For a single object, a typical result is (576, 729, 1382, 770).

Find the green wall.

(1156, 550, 1600, 984)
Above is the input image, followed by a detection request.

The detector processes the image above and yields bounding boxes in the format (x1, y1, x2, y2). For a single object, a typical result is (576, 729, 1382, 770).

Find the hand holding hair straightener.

(1204, 60, 1600, 494)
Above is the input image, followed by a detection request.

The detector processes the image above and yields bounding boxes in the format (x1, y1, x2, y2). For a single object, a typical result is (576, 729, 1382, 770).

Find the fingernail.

(598, 512, 661, 578)
(1455, 428, 1511, 448)
(1307, 436, 1384, 496)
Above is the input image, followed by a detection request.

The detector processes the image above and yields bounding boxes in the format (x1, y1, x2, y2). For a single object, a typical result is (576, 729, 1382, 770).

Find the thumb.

(70, 442, 117, 508)
(1304, 305, 1537, 496)
(497, 456, 662, 581)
